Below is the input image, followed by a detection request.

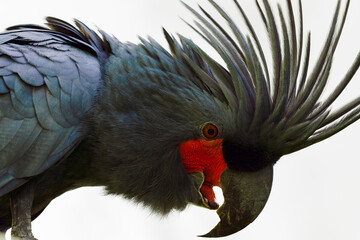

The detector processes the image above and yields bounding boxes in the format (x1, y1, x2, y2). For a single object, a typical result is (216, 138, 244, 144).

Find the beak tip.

(200, 166, 273, 237)
(198, 221, 243, 238)
(197, 233, 211, 238)
(198, 231, 220, 238)
(198, 232, 224, 238)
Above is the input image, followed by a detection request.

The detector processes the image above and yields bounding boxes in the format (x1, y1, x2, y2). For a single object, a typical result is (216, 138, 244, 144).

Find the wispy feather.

(176, 0, 360, 155)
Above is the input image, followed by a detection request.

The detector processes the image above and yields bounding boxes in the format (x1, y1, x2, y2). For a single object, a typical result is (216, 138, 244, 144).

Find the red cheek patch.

(179, 139, 227, 202)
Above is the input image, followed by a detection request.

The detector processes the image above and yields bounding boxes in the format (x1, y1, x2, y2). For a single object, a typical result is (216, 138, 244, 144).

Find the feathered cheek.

(179, 139, 227, 205)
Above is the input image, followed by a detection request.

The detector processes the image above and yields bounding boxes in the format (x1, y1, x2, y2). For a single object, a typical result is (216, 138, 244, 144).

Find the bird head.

(169, 0, 360, 236)
(91, 0, 360, 237)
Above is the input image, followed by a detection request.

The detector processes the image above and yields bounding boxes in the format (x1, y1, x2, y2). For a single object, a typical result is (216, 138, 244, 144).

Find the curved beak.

(201, 165, 273, 237)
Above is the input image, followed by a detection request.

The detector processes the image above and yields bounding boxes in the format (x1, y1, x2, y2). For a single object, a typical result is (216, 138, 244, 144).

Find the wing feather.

(0, 28, 102, 196)
(0, 44, 23, 58)
(8, 129, 65, 177)
(32, 87, 62, 130)
(0, 94, 23, 119)
(10, 91, 35, 117)
(44, 75, 60, 97)
(2, 74, 17, 89)
(7, 62, 44, 86)
(60, 90, 80, 124)
(0, 77, 8, 93)
(0, 118, 23, 155)
(0, 56, 13, 67)
(46, 89, 72, 128)
(14, 76, 33, 107)
(0, 118, 40, 169)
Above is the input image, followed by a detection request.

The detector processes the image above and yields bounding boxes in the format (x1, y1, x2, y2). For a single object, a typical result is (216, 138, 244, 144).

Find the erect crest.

(167, 0, 360, 156)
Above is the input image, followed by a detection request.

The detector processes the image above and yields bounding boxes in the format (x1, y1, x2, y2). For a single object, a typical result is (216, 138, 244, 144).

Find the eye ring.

(202, 123, 219, 139)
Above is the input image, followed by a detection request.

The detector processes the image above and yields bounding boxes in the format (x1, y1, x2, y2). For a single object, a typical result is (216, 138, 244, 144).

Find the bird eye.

(202, 123, 218, 139)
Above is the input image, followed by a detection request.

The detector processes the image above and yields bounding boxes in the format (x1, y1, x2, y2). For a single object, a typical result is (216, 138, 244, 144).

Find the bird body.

(0, 18, 233, 236)
(0, 0, 360, 239)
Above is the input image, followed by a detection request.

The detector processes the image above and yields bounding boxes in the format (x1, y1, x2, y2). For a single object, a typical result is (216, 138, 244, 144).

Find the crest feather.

(175, 0, 360, 155)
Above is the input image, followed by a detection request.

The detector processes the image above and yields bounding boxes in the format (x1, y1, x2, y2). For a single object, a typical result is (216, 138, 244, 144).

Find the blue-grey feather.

(0, 56, 13, 67)
(32, 87, 62, 130)
(70, 79, 85, 118)
(32, 46, 69, 62)
(0, 170, 15, 189)
(10, 56, 27, 64)
(19, 46, 60, 75)
(7, 63, 44, 86)
(10, 92, 34, 118)
(0, 118, 39, 169)
(0, 170, 27, 197)
(0, 34, 17, 45)
(0, 118, 22, 155)
(75, 59, 101, 89)
(45, 89, 72, 128)
(56, 61, 78, 94)
(34, 129, 81, 175)
(0, 95, 23, 119)
(0, 68, 12, 76)
(0, 77, 9, 93)
(43, 76, 60, 97)
(8, 130, 60, 177)
(49, 127, 81, 158)
(59, 90, 80, 125)
(14, 76, 33, 107)
(0, 44, 23, 58)
(2, 74, 17, 89)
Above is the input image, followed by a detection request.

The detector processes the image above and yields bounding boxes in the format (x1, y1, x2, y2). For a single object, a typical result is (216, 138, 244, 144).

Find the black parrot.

(1, 0, 360, 239)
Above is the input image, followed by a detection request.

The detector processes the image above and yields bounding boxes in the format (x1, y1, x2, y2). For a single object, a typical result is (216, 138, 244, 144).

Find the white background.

(2, 0, 360, 239)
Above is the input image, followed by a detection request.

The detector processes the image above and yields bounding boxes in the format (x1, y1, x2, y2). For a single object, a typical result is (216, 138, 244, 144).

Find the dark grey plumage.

(0, 15, 225, 235)
(0, 0, 359, 239)
(88, 37, 222, 213)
